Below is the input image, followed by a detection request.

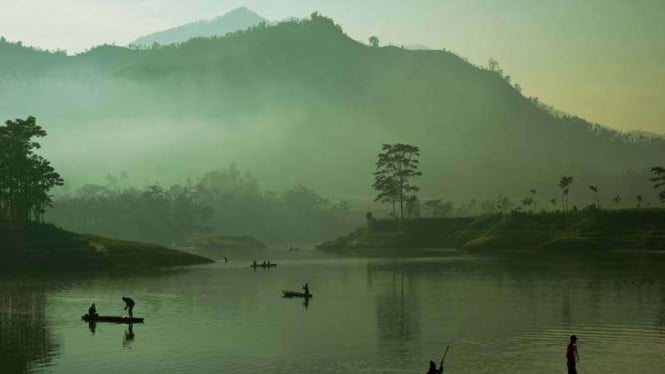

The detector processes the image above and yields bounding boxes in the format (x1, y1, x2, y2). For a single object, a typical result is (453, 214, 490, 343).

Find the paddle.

(439, 344, 450, 370)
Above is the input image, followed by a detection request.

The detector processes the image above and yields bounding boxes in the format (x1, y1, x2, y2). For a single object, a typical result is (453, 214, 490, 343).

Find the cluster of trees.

(0, 117, 63, 222)
(47, 164, 355, 243)
(372, 143, 665, 221)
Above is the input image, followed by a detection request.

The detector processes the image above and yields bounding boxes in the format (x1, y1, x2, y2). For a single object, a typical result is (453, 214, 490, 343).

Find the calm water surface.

(1, 247, 665, 374)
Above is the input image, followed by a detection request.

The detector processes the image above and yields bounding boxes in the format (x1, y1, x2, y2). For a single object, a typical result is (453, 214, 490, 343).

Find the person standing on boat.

(122, 297, 135, 317)
(302, 283, 310, 296)
(88, 303, 98, 318)
(566, 335, 580, 374)
(426, 360, 443, 374)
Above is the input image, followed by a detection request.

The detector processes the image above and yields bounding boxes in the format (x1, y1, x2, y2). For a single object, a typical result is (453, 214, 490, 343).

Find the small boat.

(282, 290, 313, 298)
(250, 263, 277, 268)
(81, 315, 144, 324)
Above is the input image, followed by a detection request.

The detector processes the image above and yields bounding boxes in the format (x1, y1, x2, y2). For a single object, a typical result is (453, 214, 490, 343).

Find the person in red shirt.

(566, 335, 580, 374)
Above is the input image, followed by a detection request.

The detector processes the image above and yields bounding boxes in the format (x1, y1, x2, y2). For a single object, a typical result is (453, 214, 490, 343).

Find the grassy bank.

(0, 222, 214, 273)
(317, 209, 665, 252)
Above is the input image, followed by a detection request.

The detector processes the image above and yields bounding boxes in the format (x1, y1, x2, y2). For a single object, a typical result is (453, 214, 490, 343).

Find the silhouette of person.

(88, 303, 98, 318)
(302, 283, 310, 296)
(567, 335, 579, 374)
(426, 360, 443, 374)
(122, 296, 135, 317)
(224, 257, 228, 263)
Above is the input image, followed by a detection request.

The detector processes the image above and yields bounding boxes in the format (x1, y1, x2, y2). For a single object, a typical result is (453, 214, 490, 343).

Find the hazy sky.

(1, 0, 663, 133)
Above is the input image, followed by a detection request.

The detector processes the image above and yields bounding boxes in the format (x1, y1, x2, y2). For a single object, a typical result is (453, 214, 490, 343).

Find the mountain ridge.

(1, 15, 662, 204)
(130, 7, 267, 47)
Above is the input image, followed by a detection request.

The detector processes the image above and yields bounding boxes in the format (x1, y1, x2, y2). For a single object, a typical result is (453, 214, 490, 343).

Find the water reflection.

(0, 283, 58, 373)
(372, 262, 420, 344)
(123, 324, 136, 347)
(88, 321, 97, 334)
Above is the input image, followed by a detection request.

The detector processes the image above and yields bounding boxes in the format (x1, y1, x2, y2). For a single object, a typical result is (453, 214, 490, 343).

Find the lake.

(2, 246, 664, 373)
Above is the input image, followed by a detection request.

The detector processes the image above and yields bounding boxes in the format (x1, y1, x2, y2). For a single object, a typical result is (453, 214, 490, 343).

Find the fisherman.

(426, 360, 443, 374)
(566, 335, 579, 374)
(224, 257, 228, 263)
(122, 296, 135, 317)
(253, 260, 257, 267)
(302, 283, 310, 296)
(88, 303, 98, 318)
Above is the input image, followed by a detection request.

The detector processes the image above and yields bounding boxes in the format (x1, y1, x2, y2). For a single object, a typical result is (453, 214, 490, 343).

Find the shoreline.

(317, 209, 665, 253)
(0, 222, 214, 273)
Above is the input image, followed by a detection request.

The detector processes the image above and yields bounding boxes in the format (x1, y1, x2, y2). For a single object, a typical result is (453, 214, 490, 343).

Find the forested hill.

(1, 15, 663, 204)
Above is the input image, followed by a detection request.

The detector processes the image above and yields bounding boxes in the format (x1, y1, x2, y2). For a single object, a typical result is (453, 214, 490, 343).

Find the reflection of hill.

(0, 284, 58, 373)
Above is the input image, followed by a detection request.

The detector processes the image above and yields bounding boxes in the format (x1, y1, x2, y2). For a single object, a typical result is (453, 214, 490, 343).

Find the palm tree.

(588, 184, 599, 208)
(559, 176, 574, 211)
(521, 196, 534, 212)
(636, 195, 643, 209)
(612, 195, 621, 207)
(530, 189, 537, 211)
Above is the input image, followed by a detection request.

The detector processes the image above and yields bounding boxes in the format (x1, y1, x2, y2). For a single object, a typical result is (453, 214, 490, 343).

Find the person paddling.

(302, 283, 310, 296)
(566, 335, 580, 374)
(122, 296, 135, 317)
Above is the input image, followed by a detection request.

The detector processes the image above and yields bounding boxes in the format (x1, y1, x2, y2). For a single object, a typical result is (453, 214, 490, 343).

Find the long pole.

(440, 345, 450, 367)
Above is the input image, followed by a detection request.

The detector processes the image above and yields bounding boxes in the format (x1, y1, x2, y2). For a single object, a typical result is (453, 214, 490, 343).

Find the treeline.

(0, 117, 63, 222)
(46, 164, 356, 244)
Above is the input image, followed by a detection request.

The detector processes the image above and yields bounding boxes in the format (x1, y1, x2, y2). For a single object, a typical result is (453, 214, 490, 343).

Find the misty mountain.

(130, 7, 267, 47)
(1, 15, 663, 207)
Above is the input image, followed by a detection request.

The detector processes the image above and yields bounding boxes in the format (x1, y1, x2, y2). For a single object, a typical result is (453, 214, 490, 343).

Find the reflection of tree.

(0, 284, 58, 372)
(374, 264, 420, 344)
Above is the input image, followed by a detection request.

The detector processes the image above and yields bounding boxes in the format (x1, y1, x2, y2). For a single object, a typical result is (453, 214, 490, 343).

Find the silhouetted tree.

(488, 58, 502, 75)
(521, 196, 534, 212)
(589, 184, 599, 207)
(369, 36, 380, 47)
(636, 194, 644, 208)
(530, 189, 537, 211)
(405, 196, 420, 218)
(372, 144, 421, 220)
(650, 167, 665, 205)
(559, 176, 574, 211)
(0, 116, 63, 222)
(612, 195, 621, 207)
(550, 197, 558, 210)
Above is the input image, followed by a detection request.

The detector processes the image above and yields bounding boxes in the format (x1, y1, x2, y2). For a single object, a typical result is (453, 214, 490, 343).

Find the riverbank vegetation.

(319, 143, 665, 252)
(46, 164, 359, 244)
(318, 209, 665, 252)
(0, 116, 212, 271)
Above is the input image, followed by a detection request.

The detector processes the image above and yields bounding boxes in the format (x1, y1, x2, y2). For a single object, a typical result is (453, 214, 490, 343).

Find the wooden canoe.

(81, 315, 144, 323)
(282, 290, 313, 298)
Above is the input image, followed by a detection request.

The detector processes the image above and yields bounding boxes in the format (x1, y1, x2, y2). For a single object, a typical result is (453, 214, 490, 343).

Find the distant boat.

(282, 290, 312, 298)
(250, 263, 277, 268)
(82, 315, 144, 324)
(288, 246, 301, 251)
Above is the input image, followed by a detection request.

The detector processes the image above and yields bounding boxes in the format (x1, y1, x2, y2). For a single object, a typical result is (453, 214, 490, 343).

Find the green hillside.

(1, 15, 663, 205)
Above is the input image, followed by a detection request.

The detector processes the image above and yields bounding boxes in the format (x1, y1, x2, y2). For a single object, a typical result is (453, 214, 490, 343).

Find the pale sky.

(1, 0, 663, 133)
